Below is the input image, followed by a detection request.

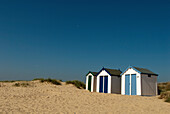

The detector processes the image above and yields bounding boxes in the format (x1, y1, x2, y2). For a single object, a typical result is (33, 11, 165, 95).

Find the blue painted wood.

(125, 74, 130, 95)
(99, 76, 103, 92)
(104, 76, 108, 93)
(131, 74, 137, 95)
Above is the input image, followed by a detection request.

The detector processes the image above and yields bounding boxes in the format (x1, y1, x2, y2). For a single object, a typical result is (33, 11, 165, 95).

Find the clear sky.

(0, 0, 169, 82)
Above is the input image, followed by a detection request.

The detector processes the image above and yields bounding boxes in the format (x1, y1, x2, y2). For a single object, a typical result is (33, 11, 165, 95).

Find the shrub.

(40, 79, 45, 83)
(165, 97, 170, 103)
(20, 83, 30, 87)
(13, 83, 30, 87)
(0, 80, 16, 83)
(158, 83, 167, 95)
(66, 80, 85, 89)
(159, 91, 170, 99)
(40, 78, 61, 85)
(166, 83, 170, 91)
(50, 79, 61, 85)
(13, 83, 20, 87)
(33, 78, 45, 81)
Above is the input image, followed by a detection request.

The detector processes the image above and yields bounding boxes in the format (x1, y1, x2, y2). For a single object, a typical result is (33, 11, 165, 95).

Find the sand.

(0, 81, 170, 114)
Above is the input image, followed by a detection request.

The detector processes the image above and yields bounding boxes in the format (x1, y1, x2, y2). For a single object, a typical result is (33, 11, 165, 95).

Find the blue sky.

(0, 0, 169, 82)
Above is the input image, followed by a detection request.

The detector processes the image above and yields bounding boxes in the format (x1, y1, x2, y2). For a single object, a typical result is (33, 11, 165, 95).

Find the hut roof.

(121, 66, 158, 76)
(86, 71, 98, 76)
(97, 68, 122, 76)
(104, 68, 122, 76)
(134, 67, 158, 76)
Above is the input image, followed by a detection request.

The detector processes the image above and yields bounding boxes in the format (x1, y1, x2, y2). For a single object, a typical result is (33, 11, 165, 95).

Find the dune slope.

(0, 81, 170, 114)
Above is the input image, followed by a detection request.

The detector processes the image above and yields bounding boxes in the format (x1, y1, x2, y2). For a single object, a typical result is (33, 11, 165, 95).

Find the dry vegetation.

(33, 78, 62, 85)
(158, 82, 170, 103)
(66, 80, 86, 89)
(33, 78, 85, 89)
(13, 83, 30, 87)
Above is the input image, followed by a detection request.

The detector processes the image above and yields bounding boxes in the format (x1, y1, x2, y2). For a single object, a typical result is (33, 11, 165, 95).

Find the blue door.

(104, 76, 108, 93)
(131, 74, 137, 95)
(125, 75, 130, 95)
(99, 76, 103, 92)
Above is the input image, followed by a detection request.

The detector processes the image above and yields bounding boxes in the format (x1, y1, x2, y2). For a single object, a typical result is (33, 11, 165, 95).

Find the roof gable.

(97, 68, 122, 76)
(86, 71, 98, 76)
(121, 66, 158, 76)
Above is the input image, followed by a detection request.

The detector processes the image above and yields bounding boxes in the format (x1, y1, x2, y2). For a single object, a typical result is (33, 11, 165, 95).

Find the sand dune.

(0, 81, 170, 114)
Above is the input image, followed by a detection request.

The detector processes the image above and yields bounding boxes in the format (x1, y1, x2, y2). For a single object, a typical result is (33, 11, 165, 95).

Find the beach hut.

(86, 71, 98, 92)
(96, 68, 122, 94)
(121, 66, 158, 96)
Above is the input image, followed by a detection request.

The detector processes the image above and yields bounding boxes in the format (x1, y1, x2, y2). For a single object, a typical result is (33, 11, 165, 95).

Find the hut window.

(148, 74, 151, 77)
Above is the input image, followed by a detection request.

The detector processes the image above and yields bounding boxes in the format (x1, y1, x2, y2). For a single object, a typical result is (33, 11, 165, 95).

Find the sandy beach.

(0, 81, 170, 114)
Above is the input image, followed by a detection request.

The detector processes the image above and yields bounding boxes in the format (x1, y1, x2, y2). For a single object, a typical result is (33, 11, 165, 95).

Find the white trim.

(86, 73, 94, 92)
(121, 68, 141, 95)
(91, 76, 94, 92)
(156, 81, 158, 95)
(86, 76, 88, 90)
(108, 75, 111, 93)
(130, 74, 132, 95)
(96, 70, 111, 93)
(97, 75, 99, 92)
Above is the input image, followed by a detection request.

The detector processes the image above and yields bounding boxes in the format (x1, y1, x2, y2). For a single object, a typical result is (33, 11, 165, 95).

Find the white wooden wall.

(96, 70, 111, 93)
(121, 68, 141, 95)
(86, 73, 95, 92)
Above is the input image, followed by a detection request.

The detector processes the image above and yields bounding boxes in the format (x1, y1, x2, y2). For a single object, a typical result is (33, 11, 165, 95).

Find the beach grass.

(13, 83, 30, 87)
(166, 83, 170, 91)
(66, 80, 85, 89)
(165, 97, 170, 103)
(0, 80, 16, 83)
(158, 82, 170, 103)
(33, 78, 62, 85)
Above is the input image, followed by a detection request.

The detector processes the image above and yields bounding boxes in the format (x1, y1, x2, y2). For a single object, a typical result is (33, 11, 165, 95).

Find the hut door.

(99, 76, 103, 92)
(88, 76, 92, 91)
(131, 74, 137, 95)
(104, 76, 108, 93)
(125, 75, 130, 95)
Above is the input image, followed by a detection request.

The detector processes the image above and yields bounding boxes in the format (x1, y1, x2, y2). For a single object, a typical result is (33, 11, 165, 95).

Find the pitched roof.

(86, 71, 98, 76)
(134, 67, 158, 75)
(121, 66, 158, 76)
(90, 72, 98, 76)
(103, 68, 122, 76)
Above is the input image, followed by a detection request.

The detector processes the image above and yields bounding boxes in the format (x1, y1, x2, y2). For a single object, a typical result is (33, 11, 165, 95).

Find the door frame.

(125, 74, 130, 95)
(88, 76, 92, 92)
(104, 76, 108, 93)
(99, 75, 108, 93)
(131, 74, 137, 95)
(125, 74, 137, 95)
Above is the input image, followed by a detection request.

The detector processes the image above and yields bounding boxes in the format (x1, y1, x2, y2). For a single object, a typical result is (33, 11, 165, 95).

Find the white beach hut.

(86, 71, 98, 92)
(121, 66, 158, 96)
(96, 68, 122, 94)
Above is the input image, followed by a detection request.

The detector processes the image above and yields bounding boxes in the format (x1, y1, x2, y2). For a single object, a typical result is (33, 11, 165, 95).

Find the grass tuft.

(165, 97, 170, 103)
(159, 91, 170, 99)
(0, 80, 16, 83)
(165, 83, 170, 91)
(66, 80, 85, 89)
(33, 78, 45, 81)
(158, 82, 170, 103)
(13, 83, 30, 87)
(37, 78, 61, 85)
